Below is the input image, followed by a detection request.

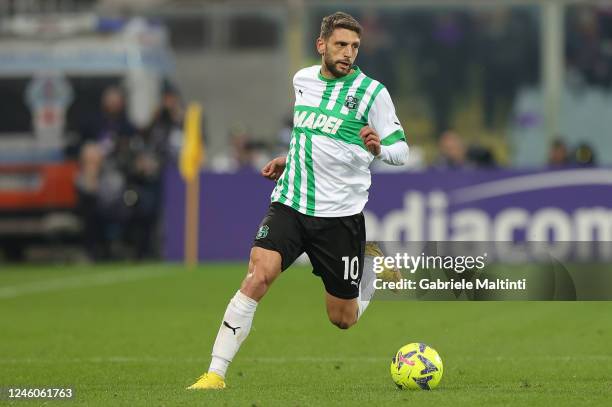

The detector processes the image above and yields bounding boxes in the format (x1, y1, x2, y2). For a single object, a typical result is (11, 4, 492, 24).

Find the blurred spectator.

(433, 130, 467, 169)
(80, 86, 135, 168)
(357, 11, 397, 94)
(230, 126, 254, 169)
(574, 143, 597, 167)
(76, 143, 130, 261)
(210, 124, 270, 173)
(566, 8, 612, 88)
(419, 12, 470, 136)
(548, 138, 570, 168)
(476, 8, 538, 130)
(142, 84, 184, 166)
(76, 86, 137, 261)
(467, 145, 497, 168)
(75, 143, 104, 260)
(248, 140, 273, 171)
(122, 85, 184, 259)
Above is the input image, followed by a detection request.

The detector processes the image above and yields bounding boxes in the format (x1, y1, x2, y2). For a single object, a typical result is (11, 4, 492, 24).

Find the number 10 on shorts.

(342, 256, 359, 280)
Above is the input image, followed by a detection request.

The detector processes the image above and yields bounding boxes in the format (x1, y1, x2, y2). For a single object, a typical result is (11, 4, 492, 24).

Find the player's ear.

(316, 37, 325, 55)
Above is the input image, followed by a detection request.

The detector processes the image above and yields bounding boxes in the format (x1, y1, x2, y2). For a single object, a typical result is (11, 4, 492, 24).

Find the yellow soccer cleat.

(365, 242, 402, 291)
(379, 265, 403, 286)
(187, 372, 226, 390)
(364, 241, 386, 258)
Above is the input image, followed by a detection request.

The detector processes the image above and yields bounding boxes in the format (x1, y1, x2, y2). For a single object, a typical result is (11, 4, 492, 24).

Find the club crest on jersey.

(344, 95, 360, 110)
(256, 225, 269, 240)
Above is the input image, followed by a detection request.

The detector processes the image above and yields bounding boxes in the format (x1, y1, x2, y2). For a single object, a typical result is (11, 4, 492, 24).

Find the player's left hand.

(359, 126, 381, 156)
(261, 156, 286, 181)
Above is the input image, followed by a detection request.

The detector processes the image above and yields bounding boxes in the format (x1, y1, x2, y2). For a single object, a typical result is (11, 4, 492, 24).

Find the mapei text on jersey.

(294, 111, 343, 135)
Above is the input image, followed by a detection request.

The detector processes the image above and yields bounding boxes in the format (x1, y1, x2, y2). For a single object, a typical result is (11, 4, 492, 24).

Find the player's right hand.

(261, 156, 287, 181)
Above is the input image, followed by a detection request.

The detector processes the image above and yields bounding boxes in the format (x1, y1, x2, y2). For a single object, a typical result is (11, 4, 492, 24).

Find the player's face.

(317, 28, 360, 78)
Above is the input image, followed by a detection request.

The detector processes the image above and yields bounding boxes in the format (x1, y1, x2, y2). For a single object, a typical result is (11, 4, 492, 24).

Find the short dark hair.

(319, 12, 362, 40)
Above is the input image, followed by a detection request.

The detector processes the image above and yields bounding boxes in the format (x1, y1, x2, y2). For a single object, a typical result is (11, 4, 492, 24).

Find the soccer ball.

(390, 342, 443, 390)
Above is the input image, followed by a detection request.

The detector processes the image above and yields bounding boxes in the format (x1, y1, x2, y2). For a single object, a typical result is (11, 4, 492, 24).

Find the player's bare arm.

(261, 156, 286, 181)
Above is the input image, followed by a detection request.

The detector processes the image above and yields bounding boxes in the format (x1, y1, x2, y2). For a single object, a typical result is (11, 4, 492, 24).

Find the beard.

(323, 53, 351, 78)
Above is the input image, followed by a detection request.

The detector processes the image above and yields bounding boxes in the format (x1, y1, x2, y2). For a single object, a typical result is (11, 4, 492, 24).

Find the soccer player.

(188, 11, 409, 390)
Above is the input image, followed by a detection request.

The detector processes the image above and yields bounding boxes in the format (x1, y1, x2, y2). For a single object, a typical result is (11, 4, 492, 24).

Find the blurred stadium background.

(2, 2, 612, 405)
(0, 0, 610, 261)
(0, 0, 612, 261)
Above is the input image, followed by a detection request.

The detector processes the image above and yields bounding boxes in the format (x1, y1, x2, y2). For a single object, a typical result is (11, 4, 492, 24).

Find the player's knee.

(241, 249, 280, 299)
(242, 268, 270, 296)
(248, 255, 272, 287)
(330, 316, 356, 330)
(329, 312, 357, 330)
(251, 271, 271, 292)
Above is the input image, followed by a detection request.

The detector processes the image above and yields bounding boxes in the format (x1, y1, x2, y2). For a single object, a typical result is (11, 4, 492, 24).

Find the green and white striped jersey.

(271, 65, 406, 217)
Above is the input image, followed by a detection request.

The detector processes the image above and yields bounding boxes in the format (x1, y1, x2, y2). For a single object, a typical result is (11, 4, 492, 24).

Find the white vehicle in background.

(0, 14, 175, 260)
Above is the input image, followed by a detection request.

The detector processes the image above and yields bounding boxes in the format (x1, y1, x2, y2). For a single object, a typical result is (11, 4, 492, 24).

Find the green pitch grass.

(1, 263, 610, 406)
